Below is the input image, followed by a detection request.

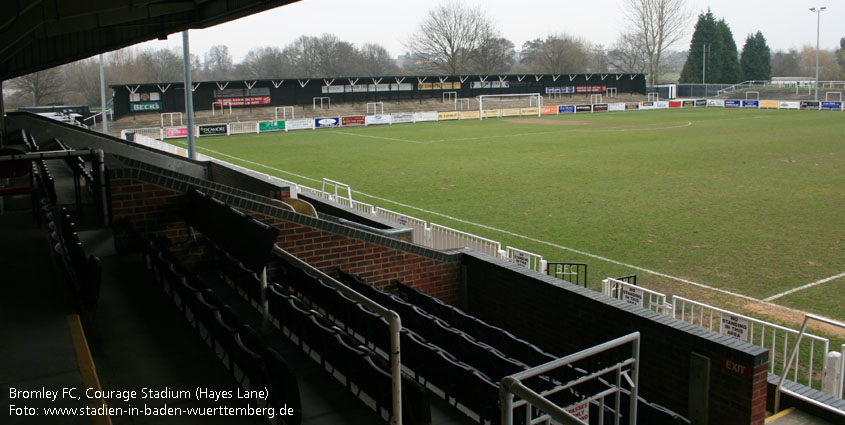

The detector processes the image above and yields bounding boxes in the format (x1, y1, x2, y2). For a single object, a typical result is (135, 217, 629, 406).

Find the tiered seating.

(140, 236, 302, 425)
(48, 208, 101, 311)
(181, 187, 431, 425)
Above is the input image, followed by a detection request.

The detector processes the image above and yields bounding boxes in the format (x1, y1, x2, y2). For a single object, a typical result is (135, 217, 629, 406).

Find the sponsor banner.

(460, 110, 480, 120)
(576, 104, 592, 112)
(592, 103, 609, 112)
(216, 88, 270, 98)
(621, 286, 644, 307)
(576, 85, 607, 93)
(540, 106, 558, 115)
(321, 86, 345, 94)
(197, 124, 228, 136)
(821, 101, 843, 110)
(779, 101, 800, 110)
(546, 86, 575, 94)
(724, 100, 741, 108)
(682, 100, 695, 108)
(625, 102, 639, 110)
(501, 108, 521, 117)
(258, 120, 285, 132)
(760, 100, 780, 109)
(391, 113, 415, 124)
(654, 101, 669, 109)
(668, 101, 682, 108)
(314, 117, 340, 128)
(720, 313, 749, 342)
(695, 99, 707, 107)
(130, 101, 162, 112)
(608, 103, 626, 112)
(800, 101, 819, 110)
(164, 127, 188, 138)
(638, 102, 654, 110)
(214, 96, 271, 106)
(707, 99, 725, 107)
(742, 100, 759, 108)
(286, 118, 314, 130)
(130, 92, 161, 102)
(522, 107, 540, 115)
(558, 105, 576, 114)
(414, 111, 439, 122)
(341, 115, 366, 126)
(482, 109, 500, 118)
(365, 114, 392, 125)
(438, 111, 459, 120)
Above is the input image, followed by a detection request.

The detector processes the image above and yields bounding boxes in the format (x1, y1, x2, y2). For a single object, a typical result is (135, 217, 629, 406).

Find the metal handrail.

(271, 245, 403, 425)
(500, 332, 640, 425)
(774, 313, 845, 416)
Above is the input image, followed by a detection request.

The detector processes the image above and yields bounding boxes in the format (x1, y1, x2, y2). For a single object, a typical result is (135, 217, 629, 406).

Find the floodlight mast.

(809, 6, 826, 101)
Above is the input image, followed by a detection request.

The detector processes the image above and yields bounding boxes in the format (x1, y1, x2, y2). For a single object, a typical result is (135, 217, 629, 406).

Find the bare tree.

(204, 45, 233, 79)
(625, 0, 691, 84)
(237, 46, 290, 79)
(137, 48, 183, 82)
(515, 33, 592, 74)
(359, 43, 399, 76)
(64, 58, 101, 105)
(608, 31, 647, 73)
(404, 1, 491, 74)
(471, 32, 516, 74)
(9, 68, 64, 106)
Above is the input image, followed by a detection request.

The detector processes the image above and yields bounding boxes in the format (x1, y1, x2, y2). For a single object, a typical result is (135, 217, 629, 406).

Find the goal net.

(476, 93, 542, 120)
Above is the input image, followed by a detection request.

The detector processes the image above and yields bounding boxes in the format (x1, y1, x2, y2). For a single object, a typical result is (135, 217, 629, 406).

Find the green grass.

(168, 108, 845, 321)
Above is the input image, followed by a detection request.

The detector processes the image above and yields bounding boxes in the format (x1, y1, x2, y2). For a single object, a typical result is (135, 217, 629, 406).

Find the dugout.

(111, 73, 646, 119)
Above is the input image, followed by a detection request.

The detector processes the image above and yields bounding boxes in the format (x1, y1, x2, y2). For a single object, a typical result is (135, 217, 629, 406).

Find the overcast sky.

(139, 0, 843, 61)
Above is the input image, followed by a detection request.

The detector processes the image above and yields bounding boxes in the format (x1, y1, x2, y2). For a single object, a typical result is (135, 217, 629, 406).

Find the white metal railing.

(500, 332, 640, 425)
(506, 246, 546, 273)
(228, 121, 259, 135)
(602, 278, 670, 315)
(322, 178, 353, 202)
(672, 296, 829, 389)
(429, 223, 501, 257)
(374, 207, 429, 245)
(774, 314, 845, 417)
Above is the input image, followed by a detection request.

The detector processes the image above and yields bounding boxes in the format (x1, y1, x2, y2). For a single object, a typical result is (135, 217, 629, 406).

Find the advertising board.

(286, 118, 314, 130)
(707, 99, 725, 107)
(592, 103, 609, 112)
(800, 101, 820, 110)
(438, 111, 459, 120)
(724, 100, 741, 108)
(668, 101, 682, 108)
(314, 117, 340, 128)
(821, 101, 843, 110)
(460, 110, 480, 120)
(197, 124, 228, 136)
(130, 101, 162, 112)
(695, 99, 707, 107)
(391, 113, 415, 124)
(414, 111, 439, 122)
(741, 100, 759, 108)
(258, 120, 285, 132)
(341, 116, 366, 126)
(654, 101, 669, 109)
(682, 100, 695, 108)
(608, 103, 626, 112)
(213, 96, 271, 106)
(778, 101, 800, 110)
(638, 102, 654, 110)
(576, 104, 592, 112)
(482, 109, 501, 118)
(501, 108, 521, 117)
(164, 127, 188, 138)
(521, 107, 539, 115)
(625, 102, 639, 110)
(558, 105, 576, 114)
(759, 100, 779, 109)
(365, 114, 392, 125)
(540, 106, 558, 115)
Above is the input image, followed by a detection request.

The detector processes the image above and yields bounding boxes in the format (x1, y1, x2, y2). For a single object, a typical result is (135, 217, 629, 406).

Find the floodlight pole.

(702, 43, 711, 97)
(182, 30, 196, 159)
(99, 54, 108, 134)
(810, 7, 826, 101)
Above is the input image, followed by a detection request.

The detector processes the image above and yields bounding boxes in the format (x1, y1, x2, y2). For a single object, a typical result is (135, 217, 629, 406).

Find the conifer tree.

(740, 31, 772, 81)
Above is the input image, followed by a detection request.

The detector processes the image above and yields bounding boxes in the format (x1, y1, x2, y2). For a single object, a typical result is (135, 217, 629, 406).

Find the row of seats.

(345, 273, 691, 425)
(141, 236, 302, 425)
(48, 208, 100, 312)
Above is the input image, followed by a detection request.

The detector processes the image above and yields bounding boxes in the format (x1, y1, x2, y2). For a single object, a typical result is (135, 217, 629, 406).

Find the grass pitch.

(170, 108, 845, 321)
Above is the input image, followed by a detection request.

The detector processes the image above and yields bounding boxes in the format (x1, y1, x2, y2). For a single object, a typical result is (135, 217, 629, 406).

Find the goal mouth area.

(476, 93, 542, 119)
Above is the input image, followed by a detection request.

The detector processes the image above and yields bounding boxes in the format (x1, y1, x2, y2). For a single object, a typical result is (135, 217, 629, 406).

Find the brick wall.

(460, 252, 769, 425)
(109, 171, 461, 303)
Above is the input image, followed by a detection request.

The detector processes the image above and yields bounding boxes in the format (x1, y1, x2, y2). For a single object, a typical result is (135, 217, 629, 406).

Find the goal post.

(746, 91, 759, 100)
(274, 106, 294, 121)
(160, 112, 183, 127)
(366, 102, 384, 115)
(476, 93, 542, 120)
(825, 91, 842, 102)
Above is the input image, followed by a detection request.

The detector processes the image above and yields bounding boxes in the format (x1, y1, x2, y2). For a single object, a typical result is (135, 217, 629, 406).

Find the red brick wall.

(110, 177, 461, 303)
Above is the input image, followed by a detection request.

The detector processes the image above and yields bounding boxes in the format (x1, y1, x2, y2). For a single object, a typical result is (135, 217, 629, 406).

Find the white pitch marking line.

(331, 130, 425, 144)
(764, 271, 845, 301)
